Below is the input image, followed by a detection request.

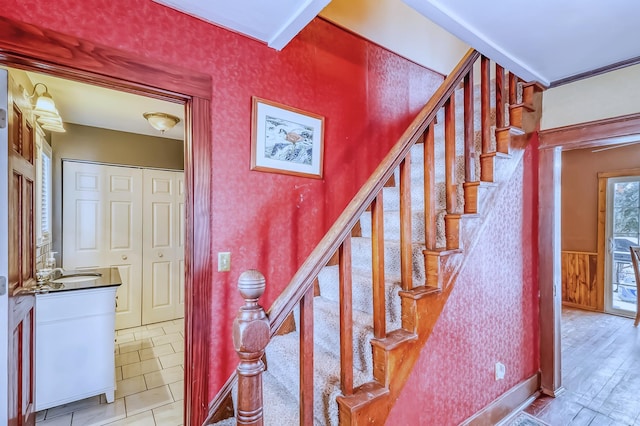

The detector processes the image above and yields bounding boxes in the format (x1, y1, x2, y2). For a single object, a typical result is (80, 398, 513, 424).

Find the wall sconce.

(143, 112, 181, 134)
(28, 82, 66, 133)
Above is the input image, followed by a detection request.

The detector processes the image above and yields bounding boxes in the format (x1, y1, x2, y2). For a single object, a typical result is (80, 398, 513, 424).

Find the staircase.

(207, 49, 544, 425)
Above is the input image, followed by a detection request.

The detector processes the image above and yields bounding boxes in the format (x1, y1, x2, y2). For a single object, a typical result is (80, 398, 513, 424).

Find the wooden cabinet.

(35, 286, 118, 411)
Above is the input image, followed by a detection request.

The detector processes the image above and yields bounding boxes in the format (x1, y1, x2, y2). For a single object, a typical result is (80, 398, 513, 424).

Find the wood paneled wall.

(561, 251, 598, 310)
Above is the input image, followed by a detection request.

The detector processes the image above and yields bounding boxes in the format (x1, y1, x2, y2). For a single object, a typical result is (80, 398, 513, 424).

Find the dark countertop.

(44, 267, 122, 293)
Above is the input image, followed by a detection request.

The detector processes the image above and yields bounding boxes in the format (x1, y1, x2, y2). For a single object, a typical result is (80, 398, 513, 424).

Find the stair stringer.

(336, 134, 533, 425)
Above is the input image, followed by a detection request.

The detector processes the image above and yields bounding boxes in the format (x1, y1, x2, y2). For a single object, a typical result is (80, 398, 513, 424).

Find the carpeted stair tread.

(317, 265, 403, 327)
(292, 296, 376, 373)
(359, 209, 427, 243)
(350, 237, 426, 284)
(264, 332, 370, 426)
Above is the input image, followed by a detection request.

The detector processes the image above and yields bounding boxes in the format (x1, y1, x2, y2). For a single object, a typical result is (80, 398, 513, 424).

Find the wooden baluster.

(399, 154, 413, 291)
(371, 192, 386, 339)
(339, 238, 353, 395)
(509, 72, 517, 106)
(463, 69, 475, 182)
(299, 285, 314, 425)
(480, 56, 491, 155)
(495, 64, 505, 128)
(423, 125, 436, 250)
(233, 270, 270, 426)
(444, 97, 456, 215)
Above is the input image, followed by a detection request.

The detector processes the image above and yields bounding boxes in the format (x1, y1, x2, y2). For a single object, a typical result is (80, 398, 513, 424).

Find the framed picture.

(251, 97, 325, 179)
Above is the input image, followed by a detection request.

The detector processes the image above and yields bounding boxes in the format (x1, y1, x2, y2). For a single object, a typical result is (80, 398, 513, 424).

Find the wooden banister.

(481, 56, 491, 155)
(495, 64, 505, 128)
(444, 97, 456, 215)
(424, 124, 436, 250)
(300, 287, 314, 425)
(371, 193, 386, 339)
(266, 48, 480, 337)
(400, 155, 413, 291)
(232, 270, 270, 426)
(463, 69, 475, 183)
(339, 239, 354, 395)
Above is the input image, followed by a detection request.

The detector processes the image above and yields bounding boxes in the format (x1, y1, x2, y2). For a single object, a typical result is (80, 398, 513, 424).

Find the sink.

(51, 276, 100, 284)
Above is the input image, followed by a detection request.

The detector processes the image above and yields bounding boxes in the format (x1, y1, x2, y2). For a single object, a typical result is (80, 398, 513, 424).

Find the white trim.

(402, 0, 549, 86)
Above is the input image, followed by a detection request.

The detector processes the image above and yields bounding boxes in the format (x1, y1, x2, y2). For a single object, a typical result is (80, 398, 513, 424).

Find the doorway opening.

(0, 16, 212, 426)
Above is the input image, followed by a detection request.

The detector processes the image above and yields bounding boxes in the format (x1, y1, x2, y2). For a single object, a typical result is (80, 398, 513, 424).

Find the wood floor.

(525, 307, 640, 425)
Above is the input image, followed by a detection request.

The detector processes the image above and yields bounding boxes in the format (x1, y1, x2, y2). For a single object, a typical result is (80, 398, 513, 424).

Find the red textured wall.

(0, 1, 444, 398)
(387, 141, 540, 425)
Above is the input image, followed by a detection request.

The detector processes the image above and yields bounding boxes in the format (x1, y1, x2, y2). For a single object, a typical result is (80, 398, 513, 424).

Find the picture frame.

(251, 96, 325, 179)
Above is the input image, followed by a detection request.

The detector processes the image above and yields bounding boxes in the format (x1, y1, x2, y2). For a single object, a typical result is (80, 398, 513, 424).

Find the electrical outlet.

(218, 252, 231, 272)
(495, 362, 506, 380)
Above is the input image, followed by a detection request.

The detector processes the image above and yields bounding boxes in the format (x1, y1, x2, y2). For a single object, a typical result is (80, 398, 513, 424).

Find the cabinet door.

(62, 162, 143, 329)
(142, 169, 184, 324)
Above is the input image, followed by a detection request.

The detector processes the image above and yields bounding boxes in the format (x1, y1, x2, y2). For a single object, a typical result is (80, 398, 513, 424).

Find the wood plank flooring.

(525, 308, 640, 425)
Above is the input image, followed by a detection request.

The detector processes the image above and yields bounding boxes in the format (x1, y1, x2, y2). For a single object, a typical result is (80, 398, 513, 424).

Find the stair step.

(292, 296, 375, 373)
(351, 237, 426, 284)
(335, 381, 390, 423)
(264, 332, 371, 426)
(359, 209, 426, 243)
(317, 265, 403, 327)
(370, 329, 417, 351)
(398, 285, 441, 300)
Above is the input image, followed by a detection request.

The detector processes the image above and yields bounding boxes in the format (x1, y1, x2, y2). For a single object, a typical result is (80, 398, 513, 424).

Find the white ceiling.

(25, 71, 184, 140)
(152, 0, 331, 50)
(402, 0, 640, 87)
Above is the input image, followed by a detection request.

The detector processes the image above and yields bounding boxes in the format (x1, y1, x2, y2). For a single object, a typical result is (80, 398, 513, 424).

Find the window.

(35, 127, 52, 245)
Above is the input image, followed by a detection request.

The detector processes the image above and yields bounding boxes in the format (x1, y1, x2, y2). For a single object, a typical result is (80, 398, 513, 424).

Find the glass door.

(605, 176, 640, 316)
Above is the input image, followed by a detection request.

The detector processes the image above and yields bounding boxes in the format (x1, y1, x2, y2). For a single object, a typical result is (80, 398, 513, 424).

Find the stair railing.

(207, 48, 541, 425)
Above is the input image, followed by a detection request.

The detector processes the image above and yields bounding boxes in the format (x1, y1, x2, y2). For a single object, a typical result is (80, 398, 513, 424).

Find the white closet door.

(142, 169, 184, 324)
(62, 161, 143, 329)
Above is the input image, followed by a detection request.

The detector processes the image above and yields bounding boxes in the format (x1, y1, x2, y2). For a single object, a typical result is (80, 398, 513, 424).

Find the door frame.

(538, 112, 640, 397)
(0, 16, 213, 425)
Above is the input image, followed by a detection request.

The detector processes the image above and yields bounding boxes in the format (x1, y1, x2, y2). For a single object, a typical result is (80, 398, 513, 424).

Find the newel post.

(233, 270, 270, 426)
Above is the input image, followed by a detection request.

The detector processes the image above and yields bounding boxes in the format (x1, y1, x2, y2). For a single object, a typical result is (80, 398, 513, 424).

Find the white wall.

(542, 63, 640, 130)
(320, 0, 468, 75)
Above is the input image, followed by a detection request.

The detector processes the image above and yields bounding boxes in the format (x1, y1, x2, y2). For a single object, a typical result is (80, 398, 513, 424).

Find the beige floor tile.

(161, 324, 183, 335)
(118, 341, 151, 354)
(70, 398, 125, 425)
(145, 320, 174, 330)
(172, 318, 184, 327)
(152, 332, 182, 346)
(115, 333, 135, 344)
(122, 358, 162, 379)
(124, 385, 173, 417)
(159, 352, 183, 369)
(144, 366, 183, 389)
(38, 413, 72, 425)
(117, 326, 147, 335)
(170, 340, 184, 353)
(115, 375, 147, 399)
(45, 396, 101, 419)
(115, 366, 123, 382)
(139, 344, 174, 361)
(168, 381, 184, 401)
(153, 400, 184, 425)
(115, 351, 140, 367)
(104, 410, 155, 426)
(36, 410, 46, 421)
(133, 327, 165, 340)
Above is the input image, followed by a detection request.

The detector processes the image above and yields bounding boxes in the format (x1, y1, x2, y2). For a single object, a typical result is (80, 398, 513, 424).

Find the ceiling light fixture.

(143, 112, 181, 134)
(27, 82, 66, 132)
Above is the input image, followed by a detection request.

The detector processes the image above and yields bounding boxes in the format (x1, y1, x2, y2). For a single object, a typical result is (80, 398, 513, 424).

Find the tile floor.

(36, 319, 185, 426)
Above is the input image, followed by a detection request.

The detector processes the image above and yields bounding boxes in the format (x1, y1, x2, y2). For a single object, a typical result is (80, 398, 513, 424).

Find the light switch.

(218, 252, 231, 272)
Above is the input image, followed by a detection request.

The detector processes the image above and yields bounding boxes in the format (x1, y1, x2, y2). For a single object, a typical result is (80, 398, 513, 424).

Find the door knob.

(122, 255, 128, 260)
(158, 253, 164, 258)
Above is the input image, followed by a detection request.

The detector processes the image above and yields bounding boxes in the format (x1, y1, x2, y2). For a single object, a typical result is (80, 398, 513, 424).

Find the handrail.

(266, 48, 480, 335)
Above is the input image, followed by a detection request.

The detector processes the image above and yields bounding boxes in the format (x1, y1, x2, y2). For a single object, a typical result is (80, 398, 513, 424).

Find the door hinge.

(0, 108, 6, 129)
(0, 276, 6, 296)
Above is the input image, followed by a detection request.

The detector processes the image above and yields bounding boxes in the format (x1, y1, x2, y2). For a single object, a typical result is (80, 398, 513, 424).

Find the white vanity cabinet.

(35, 286, 118, 411)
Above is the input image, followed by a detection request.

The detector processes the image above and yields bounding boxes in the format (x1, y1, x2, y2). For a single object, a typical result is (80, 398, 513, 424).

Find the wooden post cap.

(238, 269, 266, 302)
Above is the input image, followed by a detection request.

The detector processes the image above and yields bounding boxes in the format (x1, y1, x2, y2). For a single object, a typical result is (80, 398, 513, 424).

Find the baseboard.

(460, 373, 540, 426)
